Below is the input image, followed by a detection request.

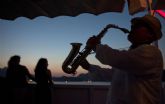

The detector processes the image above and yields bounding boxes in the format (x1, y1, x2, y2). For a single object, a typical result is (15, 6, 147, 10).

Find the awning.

(0, 0, 125, 20)
(0, 0, 165, 20)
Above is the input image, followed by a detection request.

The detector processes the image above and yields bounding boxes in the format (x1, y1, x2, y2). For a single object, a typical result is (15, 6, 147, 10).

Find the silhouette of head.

(128, 15, 162, 45)
(35, 58, 48, 71)
(131, 15, 162, 40)
(8, 55, 20, 67)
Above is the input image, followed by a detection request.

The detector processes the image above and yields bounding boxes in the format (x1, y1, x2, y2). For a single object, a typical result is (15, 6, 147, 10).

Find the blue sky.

(0, 6, 165, 77)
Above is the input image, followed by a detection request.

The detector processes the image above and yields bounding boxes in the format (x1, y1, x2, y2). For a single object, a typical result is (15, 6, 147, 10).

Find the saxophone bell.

(62, 43, 82, 74)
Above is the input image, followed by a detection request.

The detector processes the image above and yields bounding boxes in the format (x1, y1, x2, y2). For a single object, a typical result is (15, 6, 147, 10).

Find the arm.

(80, 59, 113, 81)
(24, 66, 36, 81)
(95, 44, 163, 75)
(88, 64, 114, 81)
(47, 70, 53, 85)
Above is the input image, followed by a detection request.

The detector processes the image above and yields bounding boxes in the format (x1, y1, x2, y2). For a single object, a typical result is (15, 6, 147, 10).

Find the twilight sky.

(0, 6, 165, 77)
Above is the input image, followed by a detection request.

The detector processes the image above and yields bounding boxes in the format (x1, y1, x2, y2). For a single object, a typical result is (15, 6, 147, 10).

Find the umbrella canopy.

(0, 0, 164, 20)
(0, 0, 125, 20)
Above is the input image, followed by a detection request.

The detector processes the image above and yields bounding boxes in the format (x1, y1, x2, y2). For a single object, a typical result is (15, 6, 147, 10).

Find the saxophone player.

(80, 15, 163, 104)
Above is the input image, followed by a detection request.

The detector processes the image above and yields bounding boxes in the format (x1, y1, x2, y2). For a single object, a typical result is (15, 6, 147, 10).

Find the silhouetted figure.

(6, 55, 35, 104)
(34, 58, 53, 104)
(6, 55, 35, 87)
(80, 15, 163, 104)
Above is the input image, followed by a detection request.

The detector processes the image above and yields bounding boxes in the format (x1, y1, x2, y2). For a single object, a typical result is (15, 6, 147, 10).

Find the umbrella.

(0, 0, 125, 20)
(1, 0, 164, 20)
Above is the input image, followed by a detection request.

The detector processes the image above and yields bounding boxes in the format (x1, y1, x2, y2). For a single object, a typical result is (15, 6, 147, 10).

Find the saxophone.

(62, 24, 130, 74)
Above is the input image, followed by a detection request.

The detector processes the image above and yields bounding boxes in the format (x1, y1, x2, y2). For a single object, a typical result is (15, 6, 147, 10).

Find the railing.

(0, 82, 110, 104)
(52, 82, 110, 104)
(0, 82, 165, 104)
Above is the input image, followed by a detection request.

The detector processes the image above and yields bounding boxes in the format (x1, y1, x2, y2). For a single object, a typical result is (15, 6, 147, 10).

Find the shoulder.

(19, 65, 27, 68)
(19, 65, 28, 71)
(131, 44, 163, 60)
(138, 44, 158, 49)
(135, 44, 162, 54)
(47, 69, 51, 73)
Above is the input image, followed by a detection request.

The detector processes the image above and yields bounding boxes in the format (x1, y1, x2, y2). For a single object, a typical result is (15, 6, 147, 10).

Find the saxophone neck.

(97, 24, 130, 39)
(97, 26, 109, 39)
